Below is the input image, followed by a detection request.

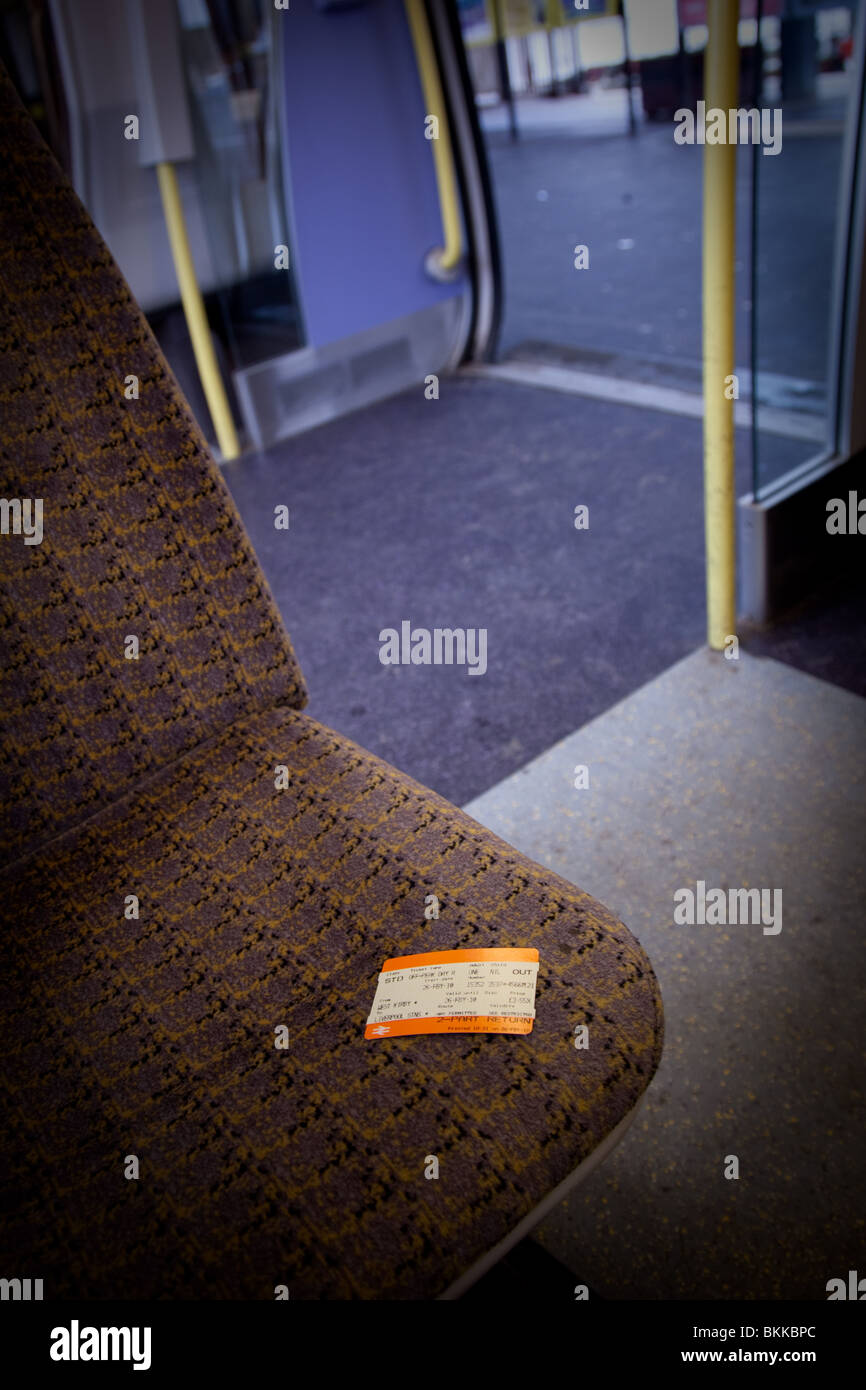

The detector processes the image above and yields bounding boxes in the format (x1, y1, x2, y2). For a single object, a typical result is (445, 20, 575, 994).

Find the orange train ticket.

(364, 947, 539, 1039)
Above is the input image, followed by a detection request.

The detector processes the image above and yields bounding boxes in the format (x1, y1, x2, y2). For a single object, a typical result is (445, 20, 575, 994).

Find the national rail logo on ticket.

(364, 948, 539, 1038)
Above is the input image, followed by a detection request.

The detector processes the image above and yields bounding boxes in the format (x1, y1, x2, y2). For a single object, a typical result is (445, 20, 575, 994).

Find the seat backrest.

(0, 66, 307, 871)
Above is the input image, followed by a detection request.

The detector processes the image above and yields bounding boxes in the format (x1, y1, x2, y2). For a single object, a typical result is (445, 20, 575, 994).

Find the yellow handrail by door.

(702, 0, 738, 649)
(404, 0, 463, 280)
(156, 161, 240, 461)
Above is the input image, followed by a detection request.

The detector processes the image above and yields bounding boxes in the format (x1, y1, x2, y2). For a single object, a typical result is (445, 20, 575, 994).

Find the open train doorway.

(457, 0, 862, 495)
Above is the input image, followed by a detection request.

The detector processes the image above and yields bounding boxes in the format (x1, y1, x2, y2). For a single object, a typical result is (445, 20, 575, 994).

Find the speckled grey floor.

(463, 646, 866, 1300)
(223, 376, 865, 812)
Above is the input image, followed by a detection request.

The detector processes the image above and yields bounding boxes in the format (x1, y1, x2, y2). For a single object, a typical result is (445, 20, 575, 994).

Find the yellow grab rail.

(404, 0, 463, 280)
(156, 161, 240, 460)
(702, 0, 738, 649)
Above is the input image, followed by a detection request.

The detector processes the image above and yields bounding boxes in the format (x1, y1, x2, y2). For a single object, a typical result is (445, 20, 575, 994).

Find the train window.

(174, 0, 304, 372)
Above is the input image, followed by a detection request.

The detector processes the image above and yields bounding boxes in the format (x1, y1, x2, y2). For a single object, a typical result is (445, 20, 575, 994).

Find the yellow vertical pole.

(156, 161, 240, 461)
(405, 0, 462, 275)
(702, 0, 738, 649)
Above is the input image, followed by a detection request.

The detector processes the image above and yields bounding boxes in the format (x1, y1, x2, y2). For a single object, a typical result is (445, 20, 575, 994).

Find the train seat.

(0, 65, 663, 1299)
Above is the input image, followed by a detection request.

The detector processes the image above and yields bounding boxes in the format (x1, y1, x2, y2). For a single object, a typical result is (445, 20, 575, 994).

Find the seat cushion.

(0, 708, 663, 1299)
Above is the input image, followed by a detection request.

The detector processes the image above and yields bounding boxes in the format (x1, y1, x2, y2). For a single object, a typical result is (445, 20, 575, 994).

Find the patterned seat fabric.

(1, 709, 663, 1299)
(0, 67, 663, 1298)
(0, 66, 306, 870)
